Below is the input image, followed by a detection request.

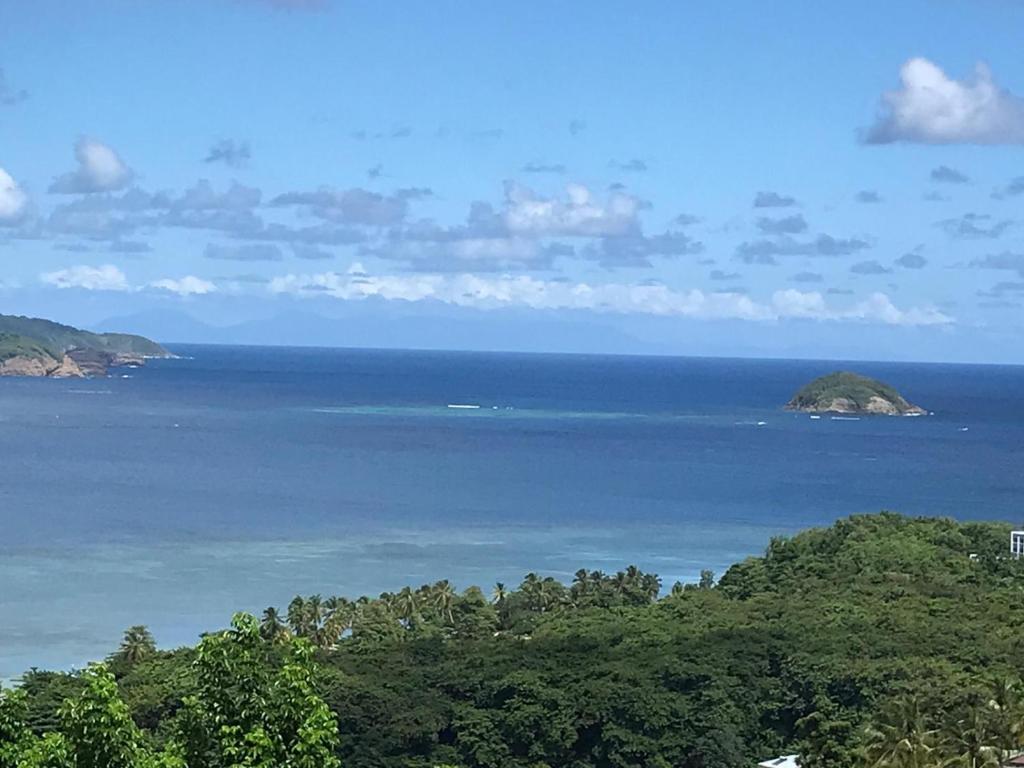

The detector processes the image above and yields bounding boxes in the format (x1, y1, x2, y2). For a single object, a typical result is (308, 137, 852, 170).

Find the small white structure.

(1011, 531, 1024, 559)
(758, 756, 800, 768)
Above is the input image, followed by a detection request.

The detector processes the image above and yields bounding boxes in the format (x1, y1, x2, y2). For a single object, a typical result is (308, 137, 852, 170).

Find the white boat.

(446, 404, 481, 410)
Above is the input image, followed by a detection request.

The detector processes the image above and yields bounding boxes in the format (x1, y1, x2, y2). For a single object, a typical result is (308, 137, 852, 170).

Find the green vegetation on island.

(5, 513, 1024, 767)
(786, 371, 926, 415)
(0, 314, 169, 378)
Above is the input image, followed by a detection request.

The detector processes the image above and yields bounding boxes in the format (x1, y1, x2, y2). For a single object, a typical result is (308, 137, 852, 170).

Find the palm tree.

(306, 594, 324, 631)
(115, 625, 156, 665)
(260, 607, 289, 643)
(287, 595, 309, 637)
(943, 700, 1002, 768)
(521, 573, 543, 612)
(640, 572, 662, 601)
(988, 677, 1024, 756)
(320, 609, 349, 648)
(864, 697, 942, 768)
(431, 580, 456, 624)
(395, 586, 421, 629)
(491, 582, 508, 605)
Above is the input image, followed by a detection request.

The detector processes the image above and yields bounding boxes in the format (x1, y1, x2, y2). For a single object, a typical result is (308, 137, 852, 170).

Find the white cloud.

(39, 265, 218, 298)
(49, 138, 134, 194)
(269, 265, 951, 327)
(40, 264, 131, 291)
(867, 58, 1024, 144)
(503, 181, 642, 237)
(771, 289, 951, 326)
(150, 276, 217, 296)
(0, 167, 28, 223)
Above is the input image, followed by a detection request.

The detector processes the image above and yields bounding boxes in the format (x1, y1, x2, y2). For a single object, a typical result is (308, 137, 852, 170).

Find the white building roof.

(758, 756, 800, 768)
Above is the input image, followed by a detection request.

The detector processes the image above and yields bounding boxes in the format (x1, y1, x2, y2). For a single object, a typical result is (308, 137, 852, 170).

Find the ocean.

(1, 345, 1022, 678)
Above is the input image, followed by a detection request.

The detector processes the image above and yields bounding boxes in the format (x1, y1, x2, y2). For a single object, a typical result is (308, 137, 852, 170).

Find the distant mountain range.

(0, 314, 170, 378)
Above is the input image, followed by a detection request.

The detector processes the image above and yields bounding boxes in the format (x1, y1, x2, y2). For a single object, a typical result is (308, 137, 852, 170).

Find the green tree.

(57, 664, 153, 768)
(0, 687, 34, 768)
(175, 612, 340, 768)
(864, 697, 941, 768)
(111, 625, 157, 667)
(942, 698, 1002, 768)
(260, 607, 289, 643)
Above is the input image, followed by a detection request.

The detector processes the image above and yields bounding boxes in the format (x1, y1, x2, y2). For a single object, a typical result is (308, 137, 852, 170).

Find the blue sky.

(2, 0, 1024, 361)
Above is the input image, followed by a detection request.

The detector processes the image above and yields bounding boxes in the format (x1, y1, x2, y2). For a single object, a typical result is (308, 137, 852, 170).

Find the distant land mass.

(0, 313, 170, 378)
(785, 371, 926, 416)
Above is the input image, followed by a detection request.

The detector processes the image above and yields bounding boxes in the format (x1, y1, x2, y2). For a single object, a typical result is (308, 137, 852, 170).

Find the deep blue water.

(1, 345, 1022, 677)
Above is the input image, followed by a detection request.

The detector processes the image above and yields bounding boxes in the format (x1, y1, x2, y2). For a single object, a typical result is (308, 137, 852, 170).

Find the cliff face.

(0, 353, 84, 378)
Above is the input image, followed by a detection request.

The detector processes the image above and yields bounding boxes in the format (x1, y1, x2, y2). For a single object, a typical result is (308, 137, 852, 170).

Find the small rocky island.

(785, 371, 926, 416)
(0, 314, 169, 378)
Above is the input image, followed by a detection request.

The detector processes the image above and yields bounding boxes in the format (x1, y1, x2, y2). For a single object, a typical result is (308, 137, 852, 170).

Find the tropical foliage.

(6, 513, 1024, 767)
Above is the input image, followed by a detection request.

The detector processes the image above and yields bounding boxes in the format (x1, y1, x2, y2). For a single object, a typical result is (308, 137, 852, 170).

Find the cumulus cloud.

(992, 176, 1024, 199)
(772, 289, 950, 325)
(171, 180, 261, 211)
(150, 276, 217, 296)
(850, 259, 892, 275)
(866, 58, 1024, 144)
(790, 271, 824, 283)
(0, 68, 28, 106)
(756, 214, 808, 235)
(49, 138, 134, 194)
(503, 182, 643, 238)
(205, 139, 251, 168)
(41, 182, 264, 239)
(753, 191, 797, 208)
(364, 236, 558, 273)
(204, 243, 283, 261)
(268, 266, 950, 326)
(0, 167, 28, 224)
(46, 197, 148, 241)
(977, 281, 1024, 299)
(735, 234, 871, 263)
(582, 231, 703, 269)
(521, 161, 566, 174)
(895, 250, 928, 269)
(931, 165, 969, 184)
(40, 264, 131, 291)
(157, 181, 263, 234)
(610, 158, 648, 173)
(855, 190, 882, 204)
(938, 213, 1013, 239)
(969, 252, 1024, 277)
(270, 186, 418, 226)
(110, 240, 152, 254)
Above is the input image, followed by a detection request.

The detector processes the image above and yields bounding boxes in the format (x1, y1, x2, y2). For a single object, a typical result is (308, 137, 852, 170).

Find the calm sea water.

(1, 345, 1022, 677)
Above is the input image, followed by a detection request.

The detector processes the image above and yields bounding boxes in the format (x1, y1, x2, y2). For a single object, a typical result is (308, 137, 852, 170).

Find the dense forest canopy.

(4, 513, 1024, 767)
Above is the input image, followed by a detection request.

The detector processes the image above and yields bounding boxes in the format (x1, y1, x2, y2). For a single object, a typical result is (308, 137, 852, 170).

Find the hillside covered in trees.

(0, 314, 168, 378)
(4, 513, 1024, 767)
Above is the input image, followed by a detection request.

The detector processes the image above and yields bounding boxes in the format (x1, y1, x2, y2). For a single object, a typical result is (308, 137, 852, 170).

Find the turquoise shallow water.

(1, 345, 1022, 678)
